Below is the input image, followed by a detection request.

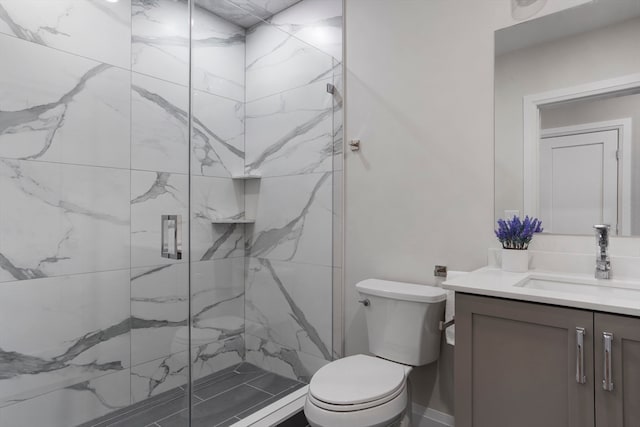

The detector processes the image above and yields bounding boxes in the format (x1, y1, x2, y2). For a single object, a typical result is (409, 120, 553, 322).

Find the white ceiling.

(496, 0, 640, 56)
(196, 0, 303, 28)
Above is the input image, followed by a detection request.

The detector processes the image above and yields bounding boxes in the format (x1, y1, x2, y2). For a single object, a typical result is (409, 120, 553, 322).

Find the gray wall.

(344, 0, 497, 415)
(343, 0, 600, 417)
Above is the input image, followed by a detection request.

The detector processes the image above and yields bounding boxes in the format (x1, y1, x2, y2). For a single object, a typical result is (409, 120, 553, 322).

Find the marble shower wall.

(0, 1, 135, 423)
(0, 0, 247, 425)
(242, 0, 344, 380)
(0, 0, 342, 423)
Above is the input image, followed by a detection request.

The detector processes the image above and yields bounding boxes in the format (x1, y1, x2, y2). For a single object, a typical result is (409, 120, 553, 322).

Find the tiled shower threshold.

(80, 363, 306, 427)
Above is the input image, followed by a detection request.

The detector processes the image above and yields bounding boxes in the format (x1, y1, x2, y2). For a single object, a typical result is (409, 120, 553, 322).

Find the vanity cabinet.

(594, 313, 640, 426)
(455, 293, 640, 427)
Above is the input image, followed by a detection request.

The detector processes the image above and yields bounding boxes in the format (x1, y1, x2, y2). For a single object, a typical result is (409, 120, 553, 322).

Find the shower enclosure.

(0, 0, 343, 425)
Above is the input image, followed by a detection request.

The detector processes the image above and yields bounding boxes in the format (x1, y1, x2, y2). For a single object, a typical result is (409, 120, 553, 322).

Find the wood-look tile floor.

(79, 363, 305, 427)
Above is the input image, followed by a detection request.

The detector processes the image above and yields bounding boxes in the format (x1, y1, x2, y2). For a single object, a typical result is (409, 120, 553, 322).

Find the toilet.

(304, 279, 446, 427)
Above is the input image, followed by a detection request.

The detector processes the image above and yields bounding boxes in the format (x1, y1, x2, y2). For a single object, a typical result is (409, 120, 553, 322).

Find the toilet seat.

(308, 354, 407, 412)
(308, 381, 406, 412)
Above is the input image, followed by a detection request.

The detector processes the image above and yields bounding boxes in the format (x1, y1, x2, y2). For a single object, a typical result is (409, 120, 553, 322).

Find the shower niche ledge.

(231, 173, 261, 180)
(212, 218, 256, 224)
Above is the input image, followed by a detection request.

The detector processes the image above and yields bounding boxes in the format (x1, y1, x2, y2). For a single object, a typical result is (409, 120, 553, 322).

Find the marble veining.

(132, 0, 246, 101)
(191, 258, 245, 326)
(0, 270, 130, 406)
(0, 0, 343, 423)
(1, 369, 131, 427)
(191, 177, 246, 260)
(246, 258, 331, 360)
(0, 160, 130, 282)
(131, 171, 188, 268)
(200, 223, 244, 261)
(247, 258, 331, 360)
(131, 72, 245, 178)
(0, 0, 131, 68)
(245, 20, 336, 101)
(265, 0, 343, 61)
(131, 73, 189, 174)
(129, 257, 246, 400)
(245, 79, 335, 176)
(131, 0, 189, 86)
(131, 264, 188, 366)
(192, 5, 246, 101)
(245, 334, 327, 383)
(130, 335, 244, 402)
(0, 35, 130, 169)
(130, 353, 188, 402)
(192, 90, 245, 177)
(247, 172, 332, 266)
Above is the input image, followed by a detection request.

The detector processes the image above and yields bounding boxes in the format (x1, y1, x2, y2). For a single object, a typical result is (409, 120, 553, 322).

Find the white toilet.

(304, 279, 446, 427)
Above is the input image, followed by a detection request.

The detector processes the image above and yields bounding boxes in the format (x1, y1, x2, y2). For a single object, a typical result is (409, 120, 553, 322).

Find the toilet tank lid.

(356, 279, 446, 303)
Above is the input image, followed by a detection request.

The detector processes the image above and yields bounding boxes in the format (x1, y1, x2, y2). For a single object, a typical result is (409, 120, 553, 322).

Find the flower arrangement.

(495, 215, 543, 250)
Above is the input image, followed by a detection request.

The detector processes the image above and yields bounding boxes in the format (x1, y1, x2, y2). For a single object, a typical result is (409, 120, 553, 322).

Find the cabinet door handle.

(602, 332, 614, 391)
(576, 327, 586, 384)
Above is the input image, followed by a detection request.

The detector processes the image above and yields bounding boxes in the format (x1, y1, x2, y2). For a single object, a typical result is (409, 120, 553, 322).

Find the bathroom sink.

(515, 275, 640, 301)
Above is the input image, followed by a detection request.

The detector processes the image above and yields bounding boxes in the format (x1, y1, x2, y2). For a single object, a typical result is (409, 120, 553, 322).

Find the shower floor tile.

(80, 363, 305, 427)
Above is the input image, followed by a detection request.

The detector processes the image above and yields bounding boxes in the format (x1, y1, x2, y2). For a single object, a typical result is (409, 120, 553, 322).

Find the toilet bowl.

(305, 354, 412, 427)
(304, 279, 446, 427)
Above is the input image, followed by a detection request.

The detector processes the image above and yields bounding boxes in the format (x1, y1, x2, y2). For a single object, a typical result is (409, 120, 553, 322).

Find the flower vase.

(501, 248, 529, 273)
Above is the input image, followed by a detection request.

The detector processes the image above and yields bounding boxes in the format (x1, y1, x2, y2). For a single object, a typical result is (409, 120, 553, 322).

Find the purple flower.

(495, 215, 543, 250)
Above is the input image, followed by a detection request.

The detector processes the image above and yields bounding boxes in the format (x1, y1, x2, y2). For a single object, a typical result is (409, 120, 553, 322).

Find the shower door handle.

(161, 215, 182, 260)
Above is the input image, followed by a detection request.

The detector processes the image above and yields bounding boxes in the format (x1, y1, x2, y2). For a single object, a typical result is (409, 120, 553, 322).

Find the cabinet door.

(455, 294, 595, 427)
(595, 313, 640, 427)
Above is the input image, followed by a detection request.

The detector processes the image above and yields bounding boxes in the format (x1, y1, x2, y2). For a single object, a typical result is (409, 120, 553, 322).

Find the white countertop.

(442, 267, 640, 317)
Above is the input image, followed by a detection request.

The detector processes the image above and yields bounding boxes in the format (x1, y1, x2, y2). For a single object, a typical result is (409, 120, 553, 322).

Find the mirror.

(494, 0, 640, 236)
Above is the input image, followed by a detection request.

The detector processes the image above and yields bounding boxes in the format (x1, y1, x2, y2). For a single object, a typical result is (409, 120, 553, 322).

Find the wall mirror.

(494, 0, 640, 236)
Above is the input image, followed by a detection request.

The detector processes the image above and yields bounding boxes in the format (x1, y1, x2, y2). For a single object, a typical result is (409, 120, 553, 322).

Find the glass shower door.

(184, 0, 342, 425)
(0, 0, 342, 424)
(0, 0, 193, 425)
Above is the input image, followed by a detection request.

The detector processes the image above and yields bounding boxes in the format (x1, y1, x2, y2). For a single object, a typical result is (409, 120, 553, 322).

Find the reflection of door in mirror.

(539, 129, 618, 235)
(494, 0, 640, 236)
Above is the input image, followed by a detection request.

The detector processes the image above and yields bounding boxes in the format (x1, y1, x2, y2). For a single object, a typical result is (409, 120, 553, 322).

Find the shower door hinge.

(326, 83, 336, 94)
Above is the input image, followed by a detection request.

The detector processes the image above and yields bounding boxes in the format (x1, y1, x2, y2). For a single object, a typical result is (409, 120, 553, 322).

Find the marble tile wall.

(0, 0, 248, 425)
(128, 0, 249, 416)
(242, 0, 343, 380)
(0, 0, 342, 423)
(0, 2, 135, 417)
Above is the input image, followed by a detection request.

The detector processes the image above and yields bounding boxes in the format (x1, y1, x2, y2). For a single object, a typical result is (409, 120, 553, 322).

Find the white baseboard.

(412, 404, 455, 427)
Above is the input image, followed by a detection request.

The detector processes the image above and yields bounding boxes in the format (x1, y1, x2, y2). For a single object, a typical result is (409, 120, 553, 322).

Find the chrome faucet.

(594, 224, 611, 279)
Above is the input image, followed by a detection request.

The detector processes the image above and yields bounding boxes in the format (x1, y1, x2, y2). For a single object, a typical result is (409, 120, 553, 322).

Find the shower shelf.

(231, 174, 261, 180)
(212, 219, 256, 224)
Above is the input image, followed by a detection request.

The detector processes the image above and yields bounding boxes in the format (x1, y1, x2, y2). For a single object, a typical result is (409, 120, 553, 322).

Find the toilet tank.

(356, 279, 446, 366)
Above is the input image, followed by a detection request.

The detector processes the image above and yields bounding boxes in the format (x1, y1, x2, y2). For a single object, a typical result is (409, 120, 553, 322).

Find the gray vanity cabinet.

(455, 293, 595, 427)
(455, 293, 640, 427)
(594, 313, 640, 427)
